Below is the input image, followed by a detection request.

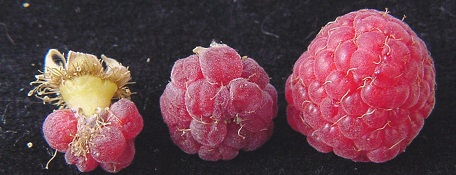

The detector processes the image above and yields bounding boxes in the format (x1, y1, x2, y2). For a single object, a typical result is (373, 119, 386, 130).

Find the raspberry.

(160, 42, 277, 161)
(30, 50, 143, 172)
(285, 9, 435, 163)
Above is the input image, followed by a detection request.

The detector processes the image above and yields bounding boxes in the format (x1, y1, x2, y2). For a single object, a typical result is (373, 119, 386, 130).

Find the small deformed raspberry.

(30, 50, 143, 172)
(160, 42, 277, 161)
(285, 9, 436, 163)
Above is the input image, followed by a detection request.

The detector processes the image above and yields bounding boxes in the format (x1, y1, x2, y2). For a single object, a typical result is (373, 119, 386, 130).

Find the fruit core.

(60, 75, 117, 116)
(29, 49, 132, 117)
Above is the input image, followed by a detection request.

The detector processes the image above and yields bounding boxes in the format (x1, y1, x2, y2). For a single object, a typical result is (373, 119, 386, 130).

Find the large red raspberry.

(160, 42, 278, 161)
(285, 9, 435, 163)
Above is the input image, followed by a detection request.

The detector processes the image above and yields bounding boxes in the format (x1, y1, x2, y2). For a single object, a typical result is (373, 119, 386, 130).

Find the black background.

(1, 0, 455, 174)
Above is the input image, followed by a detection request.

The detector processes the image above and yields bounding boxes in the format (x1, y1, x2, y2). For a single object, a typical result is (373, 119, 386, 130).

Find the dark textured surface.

(0, 0, 455, 174)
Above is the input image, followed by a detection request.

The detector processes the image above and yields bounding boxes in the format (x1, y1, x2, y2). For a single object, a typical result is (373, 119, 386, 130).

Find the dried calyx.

(29, 49, 132, 117)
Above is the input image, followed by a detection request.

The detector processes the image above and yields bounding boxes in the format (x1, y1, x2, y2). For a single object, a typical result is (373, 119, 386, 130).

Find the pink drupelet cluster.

(160, 43, 278, 161)
(42, 98, 143, 172)
(285, 9, 435, 163)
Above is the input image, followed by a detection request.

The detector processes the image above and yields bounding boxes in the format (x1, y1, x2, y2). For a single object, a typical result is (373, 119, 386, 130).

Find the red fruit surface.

(42, 109, 78, 152)
(160, 42, 277, 161)
(99, 139, 136, 173)
(285, 9, 435, 163)
(90, 126, 127, 163)
(196, 44, 243, 84)
(107, 98, 144, 139)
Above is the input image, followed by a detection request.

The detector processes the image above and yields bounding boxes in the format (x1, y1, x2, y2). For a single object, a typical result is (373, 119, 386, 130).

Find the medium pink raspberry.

(285, 9, 435, 163)
(160, 42, 278, 161)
